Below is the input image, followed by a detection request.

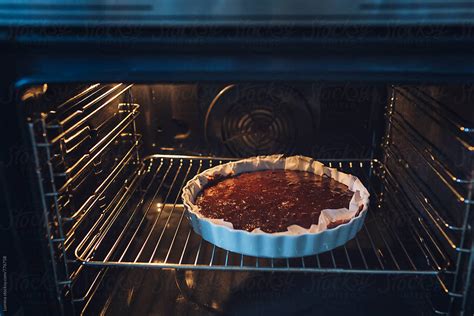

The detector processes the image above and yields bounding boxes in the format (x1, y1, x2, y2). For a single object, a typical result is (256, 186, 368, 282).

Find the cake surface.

(196, 169, 354, 233)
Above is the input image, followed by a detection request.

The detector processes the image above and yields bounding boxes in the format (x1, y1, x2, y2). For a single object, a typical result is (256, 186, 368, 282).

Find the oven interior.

(21, 83, 472, 315)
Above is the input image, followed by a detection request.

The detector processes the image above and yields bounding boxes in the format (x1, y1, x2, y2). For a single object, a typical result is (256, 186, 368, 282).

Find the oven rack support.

(28, 119, 76, 315)
(384, 87, 473, 315)
(27, 84, 139, 315)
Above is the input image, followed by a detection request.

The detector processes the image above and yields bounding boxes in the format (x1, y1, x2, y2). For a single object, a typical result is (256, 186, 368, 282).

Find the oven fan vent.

(205, 84, 314, 157)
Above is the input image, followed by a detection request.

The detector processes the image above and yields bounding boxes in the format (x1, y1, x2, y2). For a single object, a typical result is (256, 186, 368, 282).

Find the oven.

(1, 2, 473, 315)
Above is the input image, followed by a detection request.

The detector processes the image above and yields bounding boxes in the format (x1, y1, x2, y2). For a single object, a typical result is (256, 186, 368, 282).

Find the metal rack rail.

(74, 155, 452, 275)
(385, 86, 473, 314)
(27, 83, 139, 314)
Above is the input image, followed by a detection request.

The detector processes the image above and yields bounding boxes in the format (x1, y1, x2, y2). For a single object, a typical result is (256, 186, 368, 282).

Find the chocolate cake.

(196, 169, 354, 233)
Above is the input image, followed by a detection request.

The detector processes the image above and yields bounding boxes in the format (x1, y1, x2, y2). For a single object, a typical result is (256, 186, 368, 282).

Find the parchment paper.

(182, 155, 370, 236)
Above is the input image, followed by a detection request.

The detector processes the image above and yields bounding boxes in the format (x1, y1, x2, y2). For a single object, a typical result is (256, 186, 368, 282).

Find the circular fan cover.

(205, 84, 315, 157)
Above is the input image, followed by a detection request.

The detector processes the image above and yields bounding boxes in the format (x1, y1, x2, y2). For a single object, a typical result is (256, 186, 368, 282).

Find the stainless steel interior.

(24, 83, 473, 315)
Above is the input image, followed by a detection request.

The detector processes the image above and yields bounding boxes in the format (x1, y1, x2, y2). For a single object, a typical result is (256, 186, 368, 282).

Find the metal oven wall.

(129, 83, 387, 158)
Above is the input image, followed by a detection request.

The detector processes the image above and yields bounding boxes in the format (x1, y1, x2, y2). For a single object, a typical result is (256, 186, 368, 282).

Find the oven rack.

(73, 155, 453, 278)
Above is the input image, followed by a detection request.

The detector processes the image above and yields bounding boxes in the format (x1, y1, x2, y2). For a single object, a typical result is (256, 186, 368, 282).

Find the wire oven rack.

(74, 154, 451, 276)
